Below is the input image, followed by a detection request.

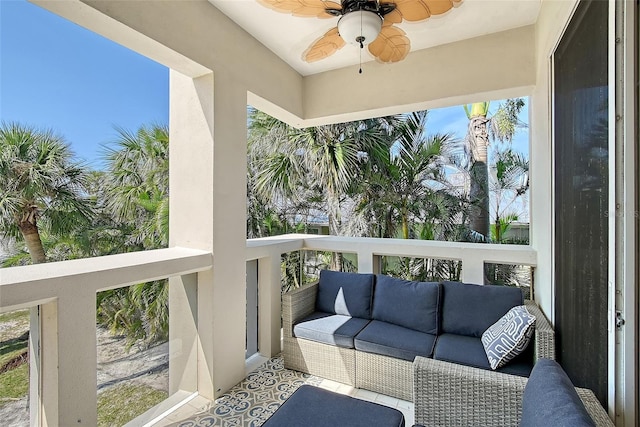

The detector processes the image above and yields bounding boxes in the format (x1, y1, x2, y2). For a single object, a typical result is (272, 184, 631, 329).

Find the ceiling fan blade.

(393, 0, 462, 22)
(257, 0, 342, 18)
(368, 25, 410, 63)
(382, 8, 403, 25)
(303, 27, 346, 62)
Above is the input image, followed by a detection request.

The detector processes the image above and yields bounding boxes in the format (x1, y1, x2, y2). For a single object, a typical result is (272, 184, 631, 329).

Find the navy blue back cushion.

(316, 270, 374, 319)
(521, 359, 595, 427)
(372, 275, 440, 334)
(441, 281, 523, 337)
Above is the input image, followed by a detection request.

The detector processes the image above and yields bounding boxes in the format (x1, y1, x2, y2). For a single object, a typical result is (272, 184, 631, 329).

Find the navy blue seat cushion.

(372, 275, 440, 334)
(261, 385, 405, 427)
(433, 333, 532, 377)
(354, 320, 437, 362)
(294, 312, 370, 349)
(441, 281, 523, 337)
(520, 359, 595, 427)
(316, 270, 375, 319)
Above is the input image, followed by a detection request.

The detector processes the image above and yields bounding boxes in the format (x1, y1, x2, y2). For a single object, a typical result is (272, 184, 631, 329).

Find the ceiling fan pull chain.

(357, 37, 363, 73)
(359, 9, 364, 74)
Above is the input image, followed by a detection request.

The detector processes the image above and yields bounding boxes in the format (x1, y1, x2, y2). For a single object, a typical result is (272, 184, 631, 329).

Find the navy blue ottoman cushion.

(261, 385, 405, 427)
(316, 270, 375, 319)
(354, 320, 437, 361)
(293, 312, 370, 348)
(434, 333, 532, 377)
(441, 281, 523, 337)
(520, 359, 595, 427)
(372, 275, 441, 334)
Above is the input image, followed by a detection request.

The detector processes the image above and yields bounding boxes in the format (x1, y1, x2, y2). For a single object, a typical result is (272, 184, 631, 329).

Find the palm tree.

(248, 109, 398, 272)
(0, 122, 92, 264)
(97, 124, 170, 347)
(463, 102, 491, 238)
(248, 108, 395, 237)
(489, 148, 529, 243)
(384, 112, 455, 239)
(351, 111, 462, 240)
(462, 99, 526, 239)
(103, 124, 169, 248)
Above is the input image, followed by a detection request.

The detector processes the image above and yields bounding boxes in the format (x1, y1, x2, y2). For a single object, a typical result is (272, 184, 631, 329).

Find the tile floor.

(150, 356, 414, 426)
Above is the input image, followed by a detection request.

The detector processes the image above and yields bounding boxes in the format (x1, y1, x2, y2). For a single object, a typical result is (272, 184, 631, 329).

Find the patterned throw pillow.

(481, 305, 536, 370)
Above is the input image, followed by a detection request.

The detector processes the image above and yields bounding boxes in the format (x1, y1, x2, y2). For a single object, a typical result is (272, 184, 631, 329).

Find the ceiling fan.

(257, 0, 463, 65)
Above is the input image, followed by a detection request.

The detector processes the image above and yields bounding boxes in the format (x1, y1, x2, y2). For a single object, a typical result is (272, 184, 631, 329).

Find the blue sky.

(0, 0, 169, 168)
(0, 0, 527, 169)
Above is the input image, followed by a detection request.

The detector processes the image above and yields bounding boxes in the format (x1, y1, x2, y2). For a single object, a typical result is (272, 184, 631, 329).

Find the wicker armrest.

(576, 388, 615, 427)
(413, 356, 529, 427)
(413, 357, 613, 427)
(282, 282, 318, 338)
(525, 300, 555, 361)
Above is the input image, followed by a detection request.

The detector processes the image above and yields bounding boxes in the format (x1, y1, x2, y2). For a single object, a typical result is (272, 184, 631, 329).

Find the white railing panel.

(244, 234, 537, 273)
(0, 247, 212, 313)
(246, 234, 306, 260)
(300, 235, 537, 266)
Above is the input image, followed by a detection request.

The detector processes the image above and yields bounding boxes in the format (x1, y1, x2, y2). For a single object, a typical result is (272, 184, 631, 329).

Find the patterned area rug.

(172, 357, 323, 427)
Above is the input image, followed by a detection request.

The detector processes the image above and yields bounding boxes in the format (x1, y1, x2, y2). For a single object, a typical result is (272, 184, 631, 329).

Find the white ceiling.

(208, 0, 542, 76)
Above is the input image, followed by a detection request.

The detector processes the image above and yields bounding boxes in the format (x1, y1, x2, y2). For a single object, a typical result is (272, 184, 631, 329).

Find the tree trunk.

(401, 209, 409, 239)
(494, 215, 502, 243)
(468, 116, 490, 239)
(327, 194, 343, 271)
(384, 209, 393, 238)
(18, 206, 46, 263)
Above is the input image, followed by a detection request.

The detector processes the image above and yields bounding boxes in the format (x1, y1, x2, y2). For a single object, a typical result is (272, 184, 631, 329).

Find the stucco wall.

(303, 26, 536, 126)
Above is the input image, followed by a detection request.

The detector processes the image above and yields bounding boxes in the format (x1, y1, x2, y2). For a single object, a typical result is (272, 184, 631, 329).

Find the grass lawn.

(0, 310, 30, 324)
(97, 383, 168, 426)
(0, 310, 30, 405)
(0, 363, 28, 404)
(1, 310, 169, 424)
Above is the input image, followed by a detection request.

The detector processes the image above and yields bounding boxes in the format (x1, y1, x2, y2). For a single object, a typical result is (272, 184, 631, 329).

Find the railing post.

(38, 294, 97, 427)
(246, 260, 259, 357)
(169, 273, 198, 394)
(461, 254, 486, 284)
(29, 306, 41, 427)
(373, 254, 381, 274)
(258, 254, 283, 357)
(357, 250, 374, 273)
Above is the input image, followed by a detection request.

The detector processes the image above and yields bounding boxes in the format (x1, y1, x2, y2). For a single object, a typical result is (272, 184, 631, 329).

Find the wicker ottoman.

(261, 385, 405, 427)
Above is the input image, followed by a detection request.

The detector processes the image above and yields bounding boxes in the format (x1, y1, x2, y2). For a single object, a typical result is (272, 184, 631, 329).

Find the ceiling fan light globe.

(337, 11, 382, 46)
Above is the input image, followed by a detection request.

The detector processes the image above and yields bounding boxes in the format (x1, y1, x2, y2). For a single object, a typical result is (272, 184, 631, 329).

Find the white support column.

(38, 295, 97, 427)
(170, 70, 214, 397)
(209, 69, 248, 396)
(258, 254, 283, 357)
(169, 68, 247, 399)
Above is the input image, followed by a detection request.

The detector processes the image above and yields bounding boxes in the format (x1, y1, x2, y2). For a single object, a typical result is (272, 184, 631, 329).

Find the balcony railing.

(0, 234, 536, 426)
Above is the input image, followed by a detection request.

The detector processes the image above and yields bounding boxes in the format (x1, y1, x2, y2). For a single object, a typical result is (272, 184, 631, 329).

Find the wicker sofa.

(282, 270, 553, 402)
(413, 357, 614, 427)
